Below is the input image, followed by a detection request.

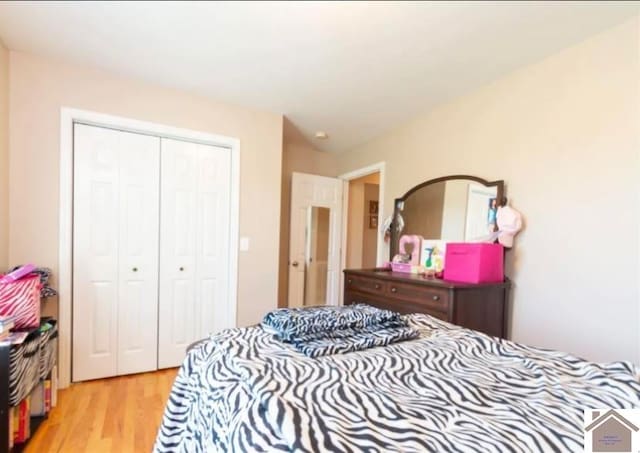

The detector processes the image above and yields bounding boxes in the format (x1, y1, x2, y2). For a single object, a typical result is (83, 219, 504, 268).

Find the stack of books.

(0, 315, 14, 341)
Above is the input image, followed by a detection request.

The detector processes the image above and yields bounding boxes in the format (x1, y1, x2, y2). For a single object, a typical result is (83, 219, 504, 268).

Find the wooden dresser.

(343, 269, 510, 338)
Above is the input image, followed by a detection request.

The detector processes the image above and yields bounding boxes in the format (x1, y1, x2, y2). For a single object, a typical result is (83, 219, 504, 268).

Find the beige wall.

(338, 18, 640, 364)
(8, 51, 283, 327)
(278, 119, 338, 307)
(0, 41, 8, 270)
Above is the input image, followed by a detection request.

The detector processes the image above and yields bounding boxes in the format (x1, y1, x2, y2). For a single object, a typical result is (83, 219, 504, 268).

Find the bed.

(154, 313, 640, 452)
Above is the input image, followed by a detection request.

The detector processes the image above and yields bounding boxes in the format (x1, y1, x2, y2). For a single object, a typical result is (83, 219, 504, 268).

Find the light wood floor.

(24, 368, 178, 453)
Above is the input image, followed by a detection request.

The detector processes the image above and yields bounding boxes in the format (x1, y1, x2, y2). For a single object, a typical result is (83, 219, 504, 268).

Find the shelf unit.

(0, 321, 57, 453)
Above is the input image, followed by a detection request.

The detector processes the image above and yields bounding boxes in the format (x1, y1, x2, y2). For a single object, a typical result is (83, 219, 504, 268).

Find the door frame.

(338, 162, 386, 305)
(59, 107, 240, 388)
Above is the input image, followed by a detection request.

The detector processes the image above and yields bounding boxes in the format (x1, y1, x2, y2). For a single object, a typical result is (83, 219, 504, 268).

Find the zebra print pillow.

(261, 303, 404, 342)
(155, 314, 640, 453)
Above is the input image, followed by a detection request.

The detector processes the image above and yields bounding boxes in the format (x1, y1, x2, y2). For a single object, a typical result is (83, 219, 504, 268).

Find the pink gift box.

(443, 243, 504, 284)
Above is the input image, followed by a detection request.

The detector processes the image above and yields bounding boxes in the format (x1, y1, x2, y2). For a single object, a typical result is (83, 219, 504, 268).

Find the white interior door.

(158, 138, 232, 368)
(288, 172, 343, 308)
(73, 124, 160, 382)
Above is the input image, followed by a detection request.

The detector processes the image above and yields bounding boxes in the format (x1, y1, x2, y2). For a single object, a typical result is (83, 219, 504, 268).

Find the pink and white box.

(443, 243, 504, 284)
(0, 274, 41, 329)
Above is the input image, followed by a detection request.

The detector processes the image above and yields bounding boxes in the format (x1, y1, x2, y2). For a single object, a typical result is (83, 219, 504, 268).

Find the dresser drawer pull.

(375, 284, 381, 289)
(432, 295, 440, 301)
(391, 287, 397, 293)
(348, 279, 353, 284)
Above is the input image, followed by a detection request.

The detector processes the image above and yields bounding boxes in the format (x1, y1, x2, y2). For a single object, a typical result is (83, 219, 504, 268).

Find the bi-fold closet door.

(157, 138, 231, 369)
(73, 124, 160, 382)
(72, 124, 231, 382)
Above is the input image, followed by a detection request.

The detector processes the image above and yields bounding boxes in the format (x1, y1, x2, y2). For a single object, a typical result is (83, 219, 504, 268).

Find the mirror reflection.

(392, 180, 499, 256)
(304, 206, 330, 306)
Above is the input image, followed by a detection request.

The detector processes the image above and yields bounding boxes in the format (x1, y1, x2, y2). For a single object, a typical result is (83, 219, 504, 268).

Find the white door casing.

(157, 138, 232, 368)
(288, 172, 343, 308)
(72, 124, 160, 381)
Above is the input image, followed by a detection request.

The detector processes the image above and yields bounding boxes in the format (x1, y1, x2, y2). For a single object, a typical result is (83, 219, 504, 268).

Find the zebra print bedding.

(261, 304, 406, 342)
(155, 314, 640, 453)
(262, 304, 418, 357)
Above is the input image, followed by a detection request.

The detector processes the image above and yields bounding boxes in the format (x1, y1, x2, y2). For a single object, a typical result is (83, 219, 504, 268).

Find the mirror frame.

(390, 175, 505, 259)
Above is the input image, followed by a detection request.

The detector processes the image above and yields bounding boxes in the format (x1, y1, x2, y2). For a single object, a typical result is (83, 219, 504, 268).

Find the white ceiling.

(0, 1, 638, 153)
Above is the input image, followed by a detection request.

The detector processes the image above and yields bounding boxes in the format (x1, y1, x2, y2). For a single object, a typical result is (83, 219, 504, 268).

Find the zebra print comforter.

(155, 314, 640, 452)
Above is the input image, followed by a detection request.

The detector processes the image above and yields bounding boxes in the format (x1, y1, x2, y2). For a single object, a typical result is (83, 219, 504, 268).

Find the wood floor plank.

(23, 368, 178, 453)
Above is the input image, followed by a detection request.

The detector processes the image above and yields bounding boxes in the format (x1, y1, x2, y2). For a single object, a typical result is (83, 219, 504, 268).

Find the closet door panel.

(158, 139, 198, 369)
(116, 130, 160, 376)
(158, 139, 232, 368)
(73, 124, 160, 381)
(196, 145, 231, 338)
(73, 124, 121, 382)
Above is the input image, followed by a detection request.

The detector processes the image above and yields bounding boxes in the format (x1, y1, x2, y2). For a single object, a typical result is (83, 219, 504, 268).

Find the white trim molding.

(58, 107, 241, 388)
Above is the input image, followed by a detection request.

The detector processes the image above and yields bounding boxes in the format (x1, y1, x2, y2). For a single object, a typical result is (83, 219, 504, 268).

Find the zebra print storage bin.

(8, 330, 41, 406)
(39, 319, 58, 379)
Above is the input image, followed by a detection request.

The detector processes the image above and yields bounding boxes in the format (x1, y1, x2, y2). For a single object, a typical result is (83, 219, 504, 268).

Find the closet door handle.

(132, 267, 138, 272)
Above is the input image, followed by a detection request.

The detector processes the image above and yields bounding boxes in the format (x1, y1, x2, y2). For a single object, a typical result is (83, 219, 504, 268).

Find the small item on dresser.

(421, 240, 446, 272)
(443, 243, 504, 284)
(393, 234, 423, 274)
(496, 205, 523, 248)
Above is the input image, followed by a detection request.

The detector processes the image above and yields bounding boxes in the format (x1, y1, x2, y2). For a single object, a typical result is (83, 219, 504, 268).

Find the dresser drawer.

(345, 275, 387, 296)
(355, 297, 446, 319)
(386, 282, 450, 313)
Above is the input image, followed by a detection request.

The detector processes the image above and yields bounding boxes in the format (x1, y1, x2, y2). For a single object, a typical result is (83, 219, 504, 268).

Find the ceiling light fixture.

(314, 131, 329, 140)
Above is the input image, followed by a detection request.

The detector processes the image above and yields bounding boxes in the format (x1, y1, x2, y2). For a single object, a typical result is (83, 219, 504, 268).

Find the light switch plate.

(240, 237, 250, 251)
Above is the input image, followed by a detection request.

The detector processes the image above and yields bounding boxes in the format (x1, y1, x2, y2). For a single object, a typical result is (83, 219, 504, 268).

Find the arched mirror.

(390, 175, 505, 258)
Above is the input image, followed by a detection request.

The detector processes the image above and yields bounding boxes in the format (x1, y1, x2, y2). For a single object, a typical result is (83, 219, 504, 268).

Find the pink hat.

(496, 205, 522, 248)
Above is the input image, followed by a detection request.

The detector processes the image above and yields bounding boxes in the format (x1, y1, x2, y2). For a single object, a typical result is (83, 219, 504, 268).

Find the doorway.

(345, 173, 380, 269)
(338, 162, 386, 305)
(287, 172, 343, 308)
(285, 164, 385, 309)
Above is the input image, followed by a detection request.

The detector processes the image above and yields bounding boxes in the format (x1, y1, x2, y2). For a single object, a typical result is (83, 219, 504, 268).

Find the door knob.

(179, 267, 185, 271)
(292, 261, 299, 267)
(132, 267, 138, 272)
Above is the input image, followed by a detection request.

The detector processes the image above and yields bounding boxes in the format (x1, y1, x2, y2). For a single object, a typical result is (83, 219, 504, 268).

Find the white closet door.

(116, 131, 160, 376)
(73, 124, 160, 382)
(158, 138, 231, 368)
